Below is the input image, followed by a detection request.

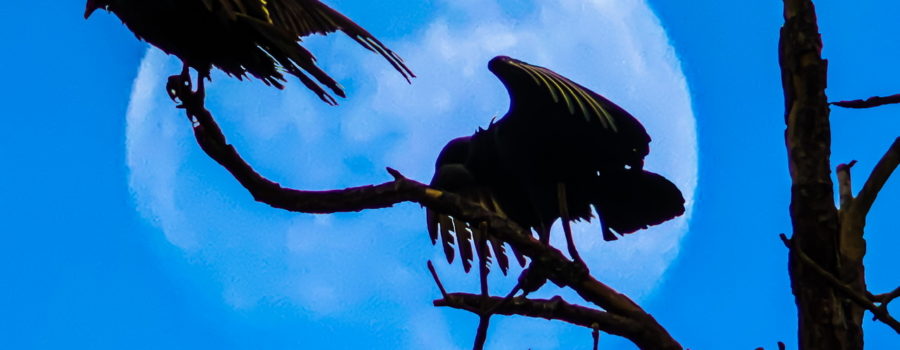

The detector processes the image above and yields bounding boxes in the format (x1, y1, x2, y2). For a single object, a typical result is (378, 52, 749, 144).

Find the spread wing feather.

(503, 60, 621, 131)
(235, 13, 341, 103)
(195, 0, 412, 96)
(216, 0, 414, 81)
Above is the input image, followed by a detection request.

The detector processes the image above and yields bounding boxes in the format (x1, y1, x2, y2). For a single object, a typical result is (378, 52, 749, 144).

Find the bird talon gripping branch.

(165, 75, 182, 104)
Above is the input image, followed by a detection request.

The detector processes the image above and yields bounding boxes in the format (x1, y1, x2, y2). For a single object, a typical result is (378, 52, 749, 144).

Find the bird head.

(434, 137, 471, 170)
(431, 137, 475, 192)
(84, 0, 109, 19)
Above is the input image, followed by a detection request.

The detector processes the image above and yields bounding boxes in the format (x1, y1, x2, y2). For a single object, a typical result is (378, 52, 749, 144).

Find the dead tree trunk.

(779, 1, 865, 349)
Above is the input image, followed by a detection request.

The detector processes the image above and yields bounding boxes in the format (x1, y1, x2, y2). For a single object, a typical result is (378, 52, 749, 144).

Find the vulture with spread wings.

(428, 56, 685, 274)
(85, 0, 414, 105)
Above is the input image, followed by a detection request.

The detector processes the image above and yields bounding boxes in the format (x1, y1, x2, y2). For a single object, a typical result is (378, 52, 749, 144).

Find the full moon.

(125, 0, 696, 348)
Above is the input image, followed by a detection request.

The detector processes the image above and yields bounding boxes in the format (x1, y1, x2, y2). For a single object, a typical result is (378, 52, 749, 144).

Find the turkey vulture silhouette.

(85, 0, 414, 105)
(427, 56, 685, 275)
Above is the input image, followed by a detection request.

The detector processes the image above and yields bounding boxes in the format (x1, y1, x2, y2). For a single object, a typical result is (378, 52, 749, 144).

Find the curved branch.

(170, 78, 682, 350)
(831, 94, 900, 109)
(853, 137, 900, 216)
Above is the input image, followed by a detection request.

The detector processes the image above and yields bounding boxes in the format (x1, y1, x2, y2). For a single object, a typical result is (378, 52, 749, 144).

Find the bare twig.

(780, 234, 900, 333)
(831, 94, 900, 109)
(871, 286, 900, 321)
(853, 137, 900, 216)
(872, 286, 900, 305)
(434, 293, 645, 342)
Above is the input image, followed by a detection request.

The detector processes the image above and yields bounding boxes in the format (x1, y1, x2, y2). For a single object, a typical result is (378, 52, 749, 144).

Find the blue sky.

(1, 1, 899, 349)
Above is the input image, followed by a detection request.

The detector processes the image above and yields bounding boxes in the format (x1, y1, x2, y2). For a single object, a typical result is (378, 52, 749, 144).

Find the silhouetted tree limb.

(780, 234, 900, 333)
(434, 294, 647, 342)
(871, 287, 900, 307)
(869, 286, 900, 324)
(831, 94, 900, 109)
(853, 137, 900, 216)
(168, 76, 682, 350)
(836, 161, 857, 209)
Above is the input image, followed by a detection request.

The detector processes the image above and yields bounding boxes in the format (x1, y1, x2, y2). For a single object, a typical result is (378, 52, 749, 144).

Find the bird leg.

(166, 64, 192, 103)
(557, 182, 587, 269)
(486, 226, 553, 314)
(472, 224, 492, 350)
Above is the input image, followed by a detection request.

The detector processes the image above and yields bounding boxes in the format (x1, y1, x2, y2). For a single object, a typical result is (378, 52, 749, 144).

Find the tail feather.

(593, 170, 685, 239)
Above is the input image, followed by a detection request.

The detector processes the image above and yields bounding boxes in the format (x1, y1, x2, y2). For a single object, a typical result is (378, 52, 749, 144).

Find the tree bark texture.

(780, 1, 865, 349)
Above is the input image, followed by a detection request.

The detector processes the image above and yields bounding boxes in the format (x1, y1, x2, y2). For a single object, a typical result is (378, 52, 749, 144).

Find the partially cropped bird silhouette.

(427, 56, 685, 275)
(84, 0, 414, 105)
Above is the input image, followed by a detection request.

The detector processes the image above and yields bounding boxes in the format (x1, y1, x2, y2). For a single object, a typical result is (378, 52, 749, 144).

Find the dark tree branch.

(871, 286, 900, 305)
(837, 160, 857, 210)
(780, 234, 900, 333)
(434, 293, 647, 344)
(853, 137, 900, 216)
(831, 94, 900, 109)
(169, 76, 682, 350)
(871, 286, 900, 322)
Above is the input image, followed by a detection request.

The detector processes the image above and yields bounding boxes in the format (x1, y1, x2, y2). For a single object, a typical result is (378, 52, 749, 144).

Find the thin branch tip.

(837, 160, 857, 171)
(779, 233, 791, 247)
(855, 137, 900, 215)
(386, 167, 406, 181)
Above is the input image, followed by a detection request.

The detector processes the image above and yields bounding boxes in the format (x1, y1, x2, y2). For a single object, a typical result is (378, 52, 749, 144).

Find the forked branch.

(853, 137, 900, 216)
(434, 293, 643, 341)
(836, 160, 857, 209)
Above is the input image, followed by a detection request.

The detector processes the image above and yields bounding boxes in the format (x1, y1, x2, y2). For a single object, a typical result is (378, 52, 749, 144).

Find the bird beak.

(84, 0, 99, 19)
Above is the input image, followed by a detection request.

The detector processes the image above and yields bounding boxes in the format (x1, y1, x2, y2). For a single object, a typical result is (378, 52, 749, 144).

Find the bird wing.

(206, 0, 414, 81)
(509, 60, 620, 130)
(490, 57, 651, 138)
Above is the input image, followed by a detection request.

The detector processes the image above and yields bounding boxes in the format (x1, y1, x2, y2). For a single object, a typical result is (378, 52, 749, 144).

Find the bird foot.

(166, 73, 192, 105)
(166, 71, 207, 112)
